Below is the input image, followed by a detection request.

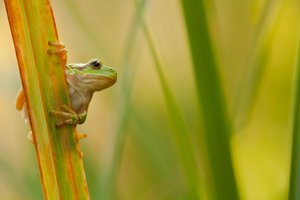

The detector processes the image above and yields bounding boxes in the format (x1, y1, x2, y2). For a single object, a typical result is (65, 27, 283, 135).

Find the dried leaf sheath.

(4, 0, 90, 199)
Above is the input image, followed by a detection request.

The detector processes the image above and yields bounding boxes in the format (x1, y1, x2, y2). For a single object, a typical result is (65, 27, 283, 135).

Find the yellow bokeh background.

(0, 0, 299, 199)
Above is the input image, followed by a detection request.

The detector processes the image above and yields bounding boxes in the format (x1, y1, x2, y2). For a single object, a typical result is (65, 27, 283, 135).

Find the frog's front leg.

(51, 105, 87, 127)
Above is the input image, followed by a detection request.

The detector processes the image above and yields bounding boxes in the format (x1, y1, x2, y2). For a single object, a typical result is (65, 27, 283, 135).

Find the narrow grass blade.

(99, 0, 149, 199)
(180, 0, 239, 199)
(4, 0, 89, 199)
(140, 20, 201, 200)
(289, 28, 300, 200)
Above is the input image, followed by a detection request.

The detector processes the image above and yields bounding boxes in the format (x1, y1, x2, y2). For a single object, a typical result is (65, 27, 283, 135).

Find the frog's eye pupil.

(90, 59, 102, 70)
(92, 61, 100, 67)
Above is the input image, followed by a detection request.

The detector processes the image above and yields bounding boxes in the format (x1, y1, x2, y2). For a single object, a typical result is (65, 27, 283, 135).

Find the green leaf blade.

(180, 0, 240, 199)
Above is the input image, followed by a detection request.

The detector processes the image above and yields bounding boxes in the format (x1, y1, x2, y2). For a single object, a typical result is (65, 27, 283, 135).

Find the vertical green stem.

(4, 0, 89, 199)
(289, 30, 300, 200)
(141, 21, 201, 199)
(100, 0, 149, 199)
(180, 0, 239, 199)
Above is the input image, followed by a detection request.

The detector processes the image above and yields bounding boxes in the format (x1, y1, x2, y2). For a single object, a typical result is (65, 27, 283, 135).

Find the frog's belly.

(69, 88, 83, 113)
(69, 87, 92, 114)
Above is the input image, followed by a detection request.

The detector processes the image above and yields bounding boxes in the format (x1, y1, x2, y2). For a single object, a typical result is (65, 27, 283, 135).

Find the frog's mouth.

(81, 70, 117, 91)
(98, 67, 117, 82)
(100, 75, 117, 89)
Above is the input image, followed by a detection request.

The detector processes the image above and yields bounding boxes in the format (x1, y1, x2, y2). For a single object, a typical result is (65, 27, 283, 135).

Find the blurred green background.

(0, 0, 298, 199)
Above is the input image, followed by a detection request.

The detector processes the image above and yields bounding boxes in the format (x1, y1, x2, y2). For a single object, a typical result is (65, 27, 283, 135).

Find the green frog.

(15, 42, 117, 141)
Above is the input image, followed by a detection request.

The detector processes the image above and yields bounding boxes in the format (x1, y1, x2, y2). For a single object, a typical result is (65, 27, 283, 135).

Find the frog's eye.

(90, 59, 102, 70)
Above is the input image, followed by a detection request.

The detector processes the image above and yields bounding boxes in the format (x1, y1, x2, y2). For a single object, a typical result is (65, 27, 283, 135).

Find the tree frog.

(15, 41, 117, 141)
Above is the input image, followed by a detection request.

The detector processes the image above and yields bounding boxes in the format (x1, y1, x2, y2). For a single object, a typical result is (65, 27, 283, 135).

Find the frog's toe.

(47, 47, 68, 56)
(65, 118, 78, 125)
(54, 117, 78, 127)
(51, 109, 79, 127)
(50, 110, 72, 118)
(61, 104, 76, 115)
(55, 120, 65, 127)
(48, 41, 65, 48)
(47, 41, 67, 56)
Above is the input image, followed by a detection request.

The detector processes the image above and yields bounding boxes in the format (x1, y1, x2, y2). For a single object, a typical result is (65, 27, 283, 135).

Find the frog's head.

(77, 58, 117, 92)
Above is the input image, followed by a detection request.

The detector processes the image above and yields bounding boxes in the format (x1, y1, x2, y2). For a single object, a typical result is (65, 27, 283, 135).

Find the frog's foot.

(78, 133, 87, 140)
(27, 131, 34, 143)
(47, 41, 67, 55)
(48, 41, 65, 48)
(47, 41, 67, 65)
(50, 105, 86, 127)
